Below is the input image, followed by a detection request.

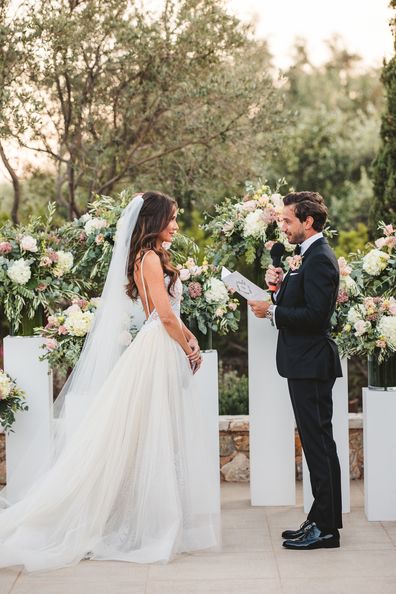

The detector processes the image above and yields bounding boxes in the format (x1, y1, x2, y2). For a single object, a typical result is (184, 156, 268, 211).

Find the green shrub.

(218, 363, 248, 415)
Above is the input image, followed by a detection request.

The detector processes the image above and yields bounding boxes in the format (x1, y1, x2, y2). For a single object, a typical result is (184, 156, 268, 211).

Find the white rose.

(53, 251, 74, 277)
(179, 268, 191, 281)
(84, 217, 108, 235)
(378, 316, 396, 349)
(340, 274, 359, 296)
(0, 371, 12, 400)
(362, 249, 390, 276)
(7, 258, 31, 285)
(243, 209, 267, 239)
(354, 319, 371, 336)
(80, 213, 92, 223)
(64, 311, 94, 337)
(222, 221, 234, 234)
(20, 235, 38, 252)
(204, 278, 229, 305)
(64, 303, 81, 314)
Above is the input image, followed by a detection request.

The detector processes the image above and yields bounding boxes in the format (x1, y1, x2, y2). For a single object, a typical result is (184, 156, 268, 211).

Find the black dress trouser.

(287, 377, 343, 531)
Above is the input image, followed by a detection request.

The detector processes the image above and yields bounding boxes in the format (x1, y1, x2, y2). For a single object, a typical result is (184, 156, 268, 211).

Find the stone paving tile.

(148, 552, 279, 581)
(146, 578, 282, 594)
(280, 577, 396, 594)
(275, 549, 396, 579)
(0, 568, 19, 594)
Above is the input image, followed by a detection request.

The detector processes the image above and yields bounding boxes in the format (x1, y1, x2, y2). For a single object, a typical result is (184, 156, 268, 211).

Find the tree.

(371, 1, 396, 234)
(2, 0, 286, 219)
(0, 0, 28, 223)
(266, 38, 383, 232)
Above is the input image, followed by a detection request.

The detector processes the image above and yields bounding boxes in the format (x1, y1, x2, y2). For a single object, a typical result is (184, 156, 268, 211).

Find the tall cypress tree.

(371, 1, 396, 235)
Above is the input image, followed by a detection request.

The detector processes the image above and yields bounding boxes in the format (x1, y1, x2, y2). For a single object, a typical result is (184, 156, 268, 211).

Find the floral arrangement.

(353, 222, 396, 294)
(203, 181, 293, 270)
(0, 370, 28, 432)
(336, 296, 396, 363)
(0, 204, 90, 334)
(177, 257, 240, 348)
(37, 296, 138, 375)
(59, 192, 134, 293)
(37, 297, 101, 375)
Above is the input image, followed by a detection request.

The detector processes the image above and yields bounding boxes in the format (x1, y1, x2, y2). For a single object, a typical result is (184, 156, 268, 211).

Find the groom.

(249, 191, 343, 550)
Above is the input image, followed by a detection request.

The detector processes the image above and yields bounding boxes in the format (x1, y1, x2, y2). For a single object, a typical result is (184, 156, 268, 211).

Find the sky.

(226, 0, 394, 68)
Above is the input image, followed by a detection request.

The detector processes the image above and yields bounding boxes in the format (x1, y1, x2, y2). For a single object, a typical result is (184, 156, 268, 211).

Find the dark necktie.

(294, 244, 301, 255)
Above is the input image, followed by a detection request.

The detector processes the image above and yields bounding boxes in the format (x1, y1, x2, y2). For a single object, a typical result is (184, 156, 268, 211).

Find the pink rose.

(57, 325, 68, 335)
(179, 268, 191, 282)
(228, 302, 237, 311)
(47, 249, 59, 263)
(241, 200, 257, 212)
(36, 283, 47, 292)
(336, 290, 349, 304)
(384, 224, 394, 236)
(375, 237, 386, 249)
(265, 240, 275, 250)
(44, 338, 58, 350)
(95, 233, 105, 245)
(79, 232, 87, 242)
(0, 241, 12, 254)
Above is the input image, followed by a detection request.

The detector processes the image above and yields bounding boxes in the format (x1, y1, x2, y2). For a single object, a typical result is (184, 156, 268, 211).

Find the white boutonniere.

(286, 254, 303, 271)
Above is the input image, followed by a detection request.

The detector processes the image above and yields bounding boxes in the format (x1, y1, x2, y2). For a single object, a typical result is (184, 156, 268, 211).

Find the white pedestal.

(190, 350, 221, 514)
(248, 308, 295, 506)
(363, 387, 396, 521)
(3, 336, 53, 501)
(303, 357, 350, 514)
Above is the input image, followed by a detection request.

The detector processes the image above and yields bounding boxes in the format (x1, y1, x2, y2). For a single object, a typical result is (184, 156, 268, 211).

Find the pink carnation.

(336, 290, 349, 304)
(0, 241, 12, 254)
(188, 281, 203, 299)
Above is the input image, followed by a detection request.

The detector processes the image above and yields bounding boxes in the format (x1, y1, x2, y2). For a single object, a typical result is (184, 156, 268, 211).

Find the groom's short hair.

(283, 191, 328, 232)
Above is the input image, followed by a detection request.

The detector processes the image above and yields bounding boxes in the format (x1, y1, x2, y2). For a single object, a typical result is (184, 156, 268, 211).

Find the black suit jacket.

(274, 237, 342, 380)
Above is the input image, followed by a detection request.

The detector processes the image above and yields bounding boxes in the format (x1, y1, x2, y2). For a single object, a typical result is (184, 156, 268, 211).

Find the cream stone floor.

(1, 480, 396, 594)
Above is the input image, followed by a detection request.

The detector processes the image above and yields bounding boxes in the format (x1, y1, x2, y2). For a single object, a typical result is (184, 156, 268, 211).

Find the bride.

(0, 191, 221, 572)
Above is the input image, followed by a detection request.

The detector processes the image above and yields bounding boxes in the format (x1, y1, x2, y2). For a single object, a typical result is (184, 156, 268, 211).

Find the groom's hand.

(265, 265, 283, 290)
(248, 300, 270, 318)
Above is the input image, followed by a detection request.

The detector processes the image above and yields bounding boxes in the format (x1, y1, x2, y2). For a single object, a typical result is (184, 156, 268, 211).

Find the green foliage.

(218, 363, 248, 415)
(371, 2, 396, 234)
(335, 223, 369, 258)
(266, 38, 383, 234)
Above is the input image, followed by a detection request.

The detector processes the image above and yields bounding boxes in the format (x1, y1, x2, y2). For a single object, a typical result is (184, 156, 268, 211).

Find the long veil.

(2, 194, 144, 503)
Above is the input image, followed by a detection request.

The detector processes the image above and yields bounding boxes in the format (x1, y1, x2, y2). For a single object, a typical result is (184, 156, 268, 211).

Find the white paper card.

(221, 267, 269, 301)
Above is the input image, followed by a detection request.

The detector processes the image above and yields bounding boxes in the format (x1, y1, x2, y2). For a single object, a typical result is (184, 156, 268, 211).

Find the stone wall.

(0, 414, 364, 486)
(220, 414, 364, 482)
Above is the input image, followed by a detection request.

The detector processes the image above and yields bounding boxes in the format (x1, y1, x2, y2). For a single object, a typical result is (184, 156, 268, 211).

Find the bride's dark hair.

(126, 191, 179, 300)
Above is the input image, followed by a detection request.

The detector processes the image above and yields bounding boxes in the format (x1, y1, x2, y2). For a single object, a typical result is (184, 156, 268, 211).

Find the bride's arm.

(142, 252, 193, 356)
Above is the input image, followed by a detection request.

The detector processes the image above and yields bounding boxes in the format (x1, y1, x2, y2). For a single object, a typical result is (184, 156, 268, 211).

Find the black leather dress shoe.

(283, 524, 340, 550)
(281, 519, 313, 540)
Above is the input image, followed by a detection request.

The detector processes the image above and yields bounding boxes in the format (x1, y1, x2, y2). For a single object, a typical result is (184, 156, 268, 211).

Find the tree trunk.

(67, 159, 80, 219)
(0, 140, 21, 224)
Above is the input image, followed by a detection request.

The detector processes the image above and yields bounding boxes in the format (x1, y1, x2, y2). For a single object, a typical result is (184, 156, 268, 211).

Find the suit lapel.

(276, 237, 328, 304)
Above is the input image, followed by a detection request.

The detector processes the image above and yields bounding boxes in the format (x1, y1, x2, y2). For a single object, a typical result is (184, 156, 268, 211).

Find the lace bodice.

(140, 252, 183, 327)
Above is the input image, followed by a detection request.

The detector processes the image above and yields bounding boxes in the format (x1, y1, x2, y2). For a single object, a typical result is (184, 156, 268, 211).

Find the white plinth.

(248, 308, 295, 506)
(363, 387, 396, 521)
(303, 357, 350, 514)
(190, 350, 221, 514)
(3, 336, 53, 501)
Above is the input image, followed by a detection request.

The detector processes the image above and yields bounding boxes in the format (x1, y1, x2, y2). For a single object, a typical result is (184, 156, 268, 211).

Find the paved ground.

(1, 480, 396, 594)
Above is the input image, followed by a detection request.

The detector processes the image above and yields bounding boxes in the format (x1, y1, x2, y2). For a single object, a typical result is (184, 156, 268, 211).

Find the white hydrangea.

(64, 310, 94, 337)
(243, 209, 267, 239)
(378, 316, 396, 349)
(204, 278, 229, 305)
(362, 249, 390, 276)
(84, 217, 108, 235)
(0, 371, 12, 400)
(7, 258, 31, 285)
(20, 235, 38, 252)
(53, 251, 74, 277)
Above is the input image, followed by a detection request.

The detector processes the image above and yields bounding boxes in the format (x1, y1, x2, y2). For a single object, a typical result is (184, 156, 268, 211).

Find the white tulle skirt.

(0, 322, 220, 572)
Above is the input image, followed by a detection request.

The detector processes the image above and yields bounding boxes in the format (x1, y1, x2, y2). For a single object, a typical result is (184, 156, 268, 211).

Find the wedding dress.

(0, 203, 220, 572)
